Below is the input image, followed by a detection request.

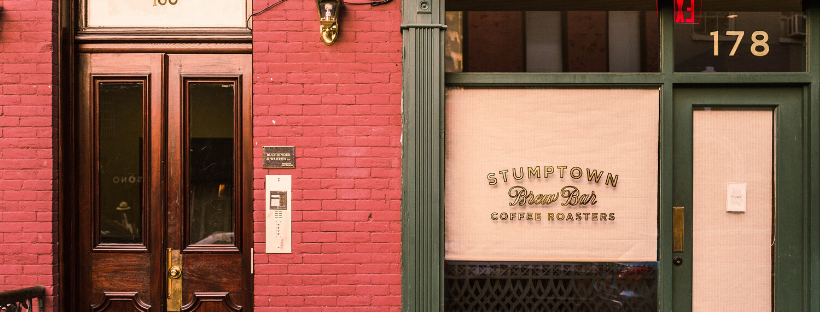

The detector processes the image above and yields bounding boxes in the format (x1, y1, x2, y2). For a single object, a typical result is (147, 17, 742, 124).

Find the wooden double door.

(74, 53, 252, 311)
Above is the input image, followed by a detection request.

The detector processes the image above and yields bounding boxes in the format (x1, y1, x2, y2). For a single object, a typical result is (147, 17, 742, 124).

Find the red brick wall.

(251, 0, 402, 310)
(0, 0, 57, 309)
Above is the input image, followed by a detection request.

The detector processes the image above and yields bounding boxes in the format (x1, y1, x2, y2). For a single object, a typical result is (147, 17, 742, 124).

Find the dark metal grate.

(445, 261, 657, 312)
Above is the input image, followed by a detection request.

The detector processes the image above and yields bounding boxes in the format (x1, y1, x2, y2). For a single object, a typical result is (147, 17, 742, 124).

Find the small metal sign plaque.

(263, 146, 295, 169)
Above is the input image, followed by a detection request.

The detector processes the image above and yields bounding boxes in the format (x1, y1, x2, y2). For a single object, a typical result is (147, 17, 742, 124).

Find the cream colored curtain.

(693, 109, 773, 311)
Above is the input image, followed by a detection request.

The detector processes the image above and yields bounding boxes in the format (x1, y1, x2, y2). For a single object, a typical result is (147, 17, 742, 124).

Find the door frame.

(671, 86, 808, 311)
(62, 50, 254, 311)
(56, 0, 254, 309)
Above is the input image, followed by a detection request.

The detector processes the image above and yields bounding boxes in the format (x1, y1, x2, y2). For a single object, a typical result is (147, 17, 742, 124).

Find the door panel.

(671, 87, 805, 311)
(167, 55, 251, 309)
(79, 53, 165, 311)
(180, 293, 242, 312)
(77, 53, 251, 311)
(91, 292, 152, 312)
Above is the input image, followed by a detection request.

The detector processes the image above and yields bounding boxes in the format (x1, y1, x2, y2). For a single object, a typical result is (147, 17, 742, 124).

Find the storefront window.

(674, 0, 805, 72)
(444, 88, 660, 310)
(444, 1, 659, 72)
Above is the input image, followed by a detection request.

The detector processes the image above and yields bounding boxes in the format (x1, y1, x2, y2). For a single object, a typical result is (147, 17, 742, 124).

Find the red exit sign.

(674, 0, 701, 24)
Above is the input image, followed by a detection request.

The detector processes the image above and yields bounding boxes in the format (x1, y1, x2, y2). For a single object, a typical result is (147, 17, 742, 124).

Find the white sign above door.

(85, 0, 249, 28)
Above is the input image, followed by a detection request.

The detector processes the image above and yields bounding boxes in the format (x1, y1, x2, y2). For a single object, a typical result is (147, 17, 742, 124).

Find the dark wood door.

(77, 53, 252, 312)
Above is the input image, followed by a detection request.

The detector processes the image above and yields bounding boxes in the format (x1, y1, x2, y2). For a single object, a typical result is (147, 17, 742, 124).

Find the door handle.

(169, 266, 182, 279)
(167, 248, 182, 311)
(673, 207, 684, 253)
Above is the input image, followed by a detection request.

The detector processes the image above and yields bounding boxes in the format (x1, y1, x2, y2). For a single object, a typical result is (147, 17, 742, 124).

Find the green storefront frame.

(400, 1, 820, 311)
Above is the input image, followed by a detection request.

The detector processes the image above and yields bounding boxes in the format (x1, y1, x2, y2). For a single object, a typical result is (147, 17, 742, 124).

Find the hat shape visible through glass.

(116, 201, 131, 211)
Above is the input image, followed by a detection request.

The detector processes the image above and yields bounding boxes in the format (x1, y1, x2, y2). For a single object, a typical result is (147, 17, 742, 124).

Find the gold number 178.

(711, 30, 769, 57)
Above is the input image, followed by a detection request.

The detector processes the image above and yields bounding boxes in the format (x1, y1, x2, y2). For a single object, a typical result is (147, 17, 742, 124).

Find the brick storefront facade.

(0, 0, 401, 310)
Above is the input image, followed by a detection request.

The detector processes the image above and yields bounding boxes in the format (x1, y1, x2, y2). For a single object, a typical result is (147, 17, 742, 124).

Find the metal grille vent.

(445, 262, 657, 312)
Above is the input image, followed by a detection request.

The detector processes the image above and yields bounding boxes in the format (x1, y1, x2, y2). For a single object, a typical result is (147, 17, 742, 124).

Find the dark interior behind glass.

(673, 0, 805, 72)
(188, 82, 236, 245)
(98, 82, 144, 244)
(445, 0, 659, 73)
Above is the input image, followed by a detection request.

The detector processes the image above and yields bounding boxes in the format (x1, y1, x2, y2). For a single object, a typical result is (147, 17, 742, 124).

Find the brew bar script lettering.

(487, 166, 619, 222)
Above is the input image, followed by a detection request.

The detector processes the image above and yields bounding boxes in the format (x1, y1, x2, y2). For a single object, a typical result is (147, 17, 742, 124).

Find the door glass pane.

(692, 108, 773, 310)
(189, 82, 235, 245)
(99, 82, 144, 244)
(674, 0, 805, 72)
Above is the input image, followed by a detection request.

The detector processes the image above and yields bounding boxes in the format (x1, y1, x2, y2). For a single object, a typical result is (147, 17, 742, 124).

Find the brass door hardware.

(169, 266, 182, 279)
(673, 207, 684, 253)
(167, 248, 182, 311)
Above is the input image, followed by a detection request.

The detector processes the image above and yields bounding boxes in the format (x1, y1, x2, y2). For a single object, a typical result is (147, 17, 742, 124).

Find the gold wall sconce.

(317, 0, 342, 45)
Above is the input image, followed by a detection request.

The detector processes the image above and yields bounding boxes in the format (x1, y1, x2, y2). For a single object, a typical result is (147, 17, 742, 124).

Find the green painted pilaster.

(809, 1, 820, 312)
(401, 0, 446, 311)
(659, 1, 680, 311)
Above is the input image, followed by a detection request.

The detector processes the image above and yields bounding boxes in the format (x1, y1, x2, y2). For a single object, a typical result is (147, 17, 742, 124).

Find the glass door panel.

(692, 109, 773, 310)
(97, 81, 146, 245)
(187, 81, 237, 246)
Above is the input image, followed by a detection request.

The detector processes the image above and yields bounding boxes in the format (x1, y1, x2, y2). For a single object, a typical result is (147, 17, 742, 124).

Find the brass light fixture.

(317, 0, 342, 45)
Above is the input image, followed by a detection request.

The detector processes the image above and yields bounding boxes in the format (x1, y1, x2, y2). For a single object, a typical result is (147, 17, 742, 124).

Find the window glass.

(188, 82, 236, 245)
(445, 0, 659, 73)
(692, 108, 774, 310)
(674, 0, 805, 72)
(98, 82, 144, 244)
(444, 87, 660, 311)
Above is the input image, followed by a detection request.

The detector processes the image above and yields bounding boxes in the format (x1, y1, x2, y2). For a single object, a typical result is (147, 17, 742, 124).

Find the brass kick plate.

(673, 207, 684, 253)
(167, 248, 182, 311)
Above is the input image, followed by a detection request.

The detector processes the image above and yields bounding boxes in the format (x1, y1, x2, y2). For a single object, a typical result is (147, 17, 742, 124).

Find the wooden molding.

(76, 28, 251, 43)
(181, 292, 242, 312)
(78, 43, 252, 54)
(90, 292, 151, 312)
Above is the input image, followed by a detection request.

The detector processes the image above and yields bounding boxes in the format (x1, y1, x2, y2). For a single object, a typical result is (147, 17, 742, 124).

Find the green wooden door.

(671, 87, 806, 311)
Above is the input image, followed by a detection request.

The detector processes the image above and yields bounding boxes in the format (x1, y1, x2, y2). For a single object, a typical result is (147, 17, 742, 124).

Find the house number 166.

(710, 31, 769, 57)
(154, 0, 178, 6)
